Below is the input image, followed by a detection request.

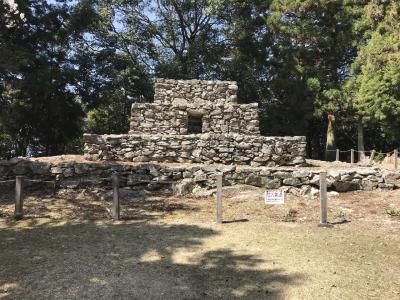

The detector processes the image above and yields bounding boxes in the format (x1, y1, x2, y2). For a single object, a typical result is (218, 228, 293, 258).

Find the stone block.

(333, 181, 360, 192)
(283, 177, 301, 186)
(50, 167, 63, 174)
(262, 178, 281, 189)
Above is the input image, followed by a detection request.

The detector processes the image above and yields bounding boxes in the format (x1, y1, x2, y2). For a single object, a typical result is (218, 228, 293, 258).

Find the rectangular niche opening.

(187, 113, 203, 134)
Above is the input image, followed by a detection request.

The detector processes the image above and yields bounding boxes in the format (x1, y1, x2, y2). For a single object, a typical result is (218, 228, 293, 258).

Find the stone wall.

(83, 134, 307, 167)
(129, 102, 260, 135)
(154, 78, 238, 104)
(0, 157, 399, 195)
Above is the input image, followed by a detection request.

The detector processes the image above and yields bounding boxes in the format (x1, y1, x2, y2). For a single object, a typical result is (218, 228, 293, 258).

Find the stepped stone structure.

(2, 80, 398, 196)
(84, 78, 306, 167)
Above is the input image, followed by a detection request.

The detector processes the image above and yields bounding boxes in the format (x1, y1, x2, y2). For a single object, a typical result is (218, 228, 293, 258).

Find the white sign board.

(265, 190, 285, 205)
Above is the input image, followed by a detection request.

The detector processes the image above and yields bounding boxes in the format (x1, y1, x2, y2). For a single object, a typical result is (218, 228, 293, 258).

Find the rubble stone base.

(83, 133, 307, 167)
(1, 157, 399, 196)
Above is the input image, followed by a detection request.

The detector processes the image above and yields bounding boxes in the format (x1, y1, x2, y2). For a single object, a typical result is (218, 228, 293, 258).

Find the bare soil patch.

(0, 186, 399, 299)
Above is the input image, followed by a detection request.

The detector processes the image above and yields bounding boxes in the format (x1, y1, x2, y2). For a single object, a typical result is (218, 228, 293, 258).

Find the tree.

(1, 0, 398, 161)
(264, 0, 364, 158)
(1, 0, 26, 26)
(345, 0, 400, 154)
(210, 0, 272, 104)
(71, 0, 154, 134)
(129, 0, 224, 79)
(0, 1, 84, 156)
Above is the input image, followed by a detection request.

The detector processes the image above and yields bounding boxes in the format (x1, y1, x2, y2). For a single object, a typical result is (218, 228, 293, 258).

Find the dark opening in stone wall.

(187, 114, 203, 134)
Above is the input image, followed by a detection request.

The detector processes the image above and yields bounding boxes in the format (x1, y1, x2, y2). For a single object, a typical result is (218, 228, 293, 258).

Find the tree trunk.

(325, 114, 336, 161)
(357, 117, 365, 161)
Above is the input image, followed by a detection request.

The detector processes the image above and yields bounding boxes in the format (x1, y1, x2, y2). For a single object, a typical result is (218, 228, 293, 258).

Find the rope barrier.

(376, 151, 395, 156)
(326, 149, 395, 155)
(0, 176, 118, 189)
(0, 180, 16, 184)
(25, 179, 56, 184)
(79, 178, 111, 184)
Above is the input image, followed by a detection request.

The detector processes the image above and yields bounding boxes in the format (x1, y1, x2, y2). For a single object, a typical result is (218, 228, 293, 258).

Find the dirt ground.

(0, 185, 400, 299)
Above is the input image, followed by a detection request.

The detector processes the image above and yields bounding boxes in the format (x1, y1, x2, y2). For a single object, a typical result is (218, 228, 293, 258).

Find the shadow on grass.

(330, 219, 351, 225)
(0, 187, 197, 222)
(222, 218, 249, 224)
(0, 220, 304, 299)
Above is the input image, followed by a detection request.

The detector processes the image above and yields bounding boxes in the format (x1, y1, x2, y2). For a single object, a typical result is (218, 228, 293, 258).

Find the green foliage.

(374, 152, 386, 163)
(345, 0, 400, 142)
(0, 1, 85, 157)
(283, 208, 298, 222)
(211, 0, 272, 103)
(0, 0, 399, 160)
(386, 209, 400, 217)
(85, 90, 134, 134)
(71, 0, 153, 109)
(260, 0, 363, 155)
(0, 133, 16, 159)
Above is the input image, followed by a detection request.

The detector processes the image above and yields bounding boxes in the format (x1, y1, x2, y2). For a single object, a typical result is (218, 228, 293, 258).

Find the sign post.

(216, 173, 223, 224)
(265, 190, 285, 205)
(318, 171, 332, 227)
(350, 149, 355, 165)
(369, 150, 376, 165)
(15, 176, 24, 220)
(112, 173, 120, 220)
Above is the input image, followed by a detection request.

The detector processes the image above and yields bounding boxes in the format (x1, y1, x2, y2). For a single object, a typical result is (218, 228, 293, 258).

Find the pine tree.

(346, 0, 400, 149)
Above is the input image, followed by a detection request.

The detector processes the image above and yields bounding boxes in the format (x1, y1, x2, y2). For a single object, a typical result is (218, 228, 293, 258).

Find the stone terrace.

(0, 156, 399, 195)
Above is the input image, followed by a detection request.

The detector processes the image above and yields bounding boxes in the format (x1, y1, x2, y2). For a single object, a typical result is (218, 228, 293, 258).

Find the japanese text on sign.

(265, 190, 285, 205)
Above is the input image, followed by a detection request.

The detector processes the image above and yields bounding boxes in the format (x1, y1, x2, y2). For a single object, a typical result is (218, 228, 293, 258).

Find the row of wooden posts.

(12, 172, 344, 226)
(334, 148, 398, 169)
(12, 174, 122, 220)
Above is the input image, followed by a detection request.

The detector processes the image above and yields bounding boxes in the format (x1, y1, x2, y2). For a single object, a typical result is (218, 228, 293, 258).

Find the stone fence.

(83, 134, 307, 167)
(0, 157, 399, 195)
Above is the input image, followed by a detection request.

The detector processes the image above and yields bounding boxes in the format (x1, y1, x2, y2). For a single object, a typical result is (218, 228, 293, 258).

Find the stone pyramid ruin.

(83, 78, 306, 167)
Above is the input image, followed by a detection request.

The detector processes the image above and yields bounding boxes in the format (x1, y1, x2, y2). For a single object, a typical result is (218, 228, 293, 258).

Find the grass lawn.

(1, 186, 399, 299)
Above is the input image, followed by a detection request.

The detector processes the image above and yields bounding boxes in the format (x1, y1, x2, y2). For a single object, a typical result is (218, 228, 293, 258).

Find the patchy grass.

(386, 209, 400, 217)
(0, 187, 400, 299)
(282, 208, 298, 222)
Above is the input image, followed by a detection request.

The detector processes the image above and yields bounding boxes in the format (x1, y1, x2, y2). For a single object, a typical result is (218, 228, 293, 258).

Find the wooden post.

(318, 172, 331, 227)
(350, 149, 355, 165)
(335, 149, 340, 162)
(358, 150, 364, 162)
(395, 149, 398, 170)
(112, 173, 120, 220)
(15, 176, 24, 220)
(216, 173, 223, 224)
(369, 150, 376, 165)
